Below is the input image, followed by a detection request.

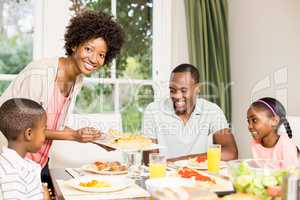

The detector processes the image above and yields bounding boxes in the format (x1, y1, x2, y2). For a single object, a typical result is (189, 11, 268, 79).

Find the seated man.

(142, 64, 238, 161)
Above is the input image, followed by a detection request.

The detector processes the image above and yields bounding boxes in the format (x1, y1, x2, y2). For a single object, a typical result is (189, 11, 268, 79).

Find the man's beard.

(175, 109, 187, 115)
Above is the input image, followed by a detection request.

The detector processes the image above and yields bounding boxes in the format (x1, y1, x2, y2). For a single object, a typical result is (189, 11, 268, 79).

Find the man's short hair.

(0, 98, 45, 141)
(171, 63, 199, 83)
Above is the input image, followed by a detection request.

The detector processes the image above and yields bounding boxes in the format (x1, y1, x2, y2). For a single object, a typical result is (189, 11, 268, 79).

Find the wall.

(153, 0, 189, 99)
(33, 0, 70, 59)
(171, 0, 189, 68)
(229, 0, 300, 158)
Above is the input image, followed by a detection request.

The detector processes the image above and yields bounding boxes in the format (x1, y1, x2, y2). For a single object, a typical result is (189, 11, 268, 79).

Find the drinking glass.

(207, 144, 221, 173)
(124, 150, 142, 179)
(149, 153, 166, 179)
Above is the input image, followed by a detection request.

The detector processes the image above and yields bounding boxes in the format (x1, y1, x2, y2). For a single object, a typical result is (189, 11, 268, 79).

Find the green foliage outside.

(0, 33, 32, 94)
(0, 34, 32, 74)
(0, 0, 154, 133)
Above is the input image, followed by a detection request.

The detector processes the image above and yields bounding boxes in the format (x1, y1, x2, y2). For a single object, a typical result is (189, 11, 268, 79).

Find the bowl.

(227, 159, 289, 199)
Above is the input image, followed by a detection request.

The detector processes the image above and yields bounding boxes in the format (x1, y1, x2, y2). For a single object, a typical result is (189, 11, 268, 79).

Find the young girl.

(247, 97, 298, 168)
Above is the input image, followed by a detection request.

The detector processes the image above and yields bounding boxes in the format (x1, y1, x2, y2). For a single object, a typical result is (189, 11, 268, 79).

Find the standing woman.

(0, 10, 124, 188)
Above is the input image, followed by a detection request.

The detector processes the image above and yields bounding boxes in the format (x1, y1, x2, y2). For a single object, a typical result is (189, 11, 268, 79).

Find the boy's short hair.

(0, 98, 45, 141)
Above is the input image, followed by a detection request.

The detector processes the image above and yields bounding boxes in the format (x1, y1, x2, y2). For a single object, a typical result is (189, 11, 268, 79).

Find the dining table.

(49, 168, 151, 200)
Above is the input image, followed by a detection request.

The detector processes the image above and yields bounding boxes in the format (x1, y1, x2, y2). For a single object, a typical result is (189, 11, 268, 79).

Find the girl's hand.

(74, 127, 103, 143)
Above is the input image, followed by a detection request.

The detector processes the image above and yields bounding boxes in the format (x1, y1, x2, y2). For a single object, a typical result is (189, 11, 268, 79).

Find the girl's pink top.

(251, 133, 298, 168)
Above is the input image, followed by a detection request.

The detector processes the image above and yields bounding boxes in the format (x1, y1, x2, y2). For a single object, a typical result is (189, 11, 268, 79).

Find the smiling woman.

(0, 9, 125, 191)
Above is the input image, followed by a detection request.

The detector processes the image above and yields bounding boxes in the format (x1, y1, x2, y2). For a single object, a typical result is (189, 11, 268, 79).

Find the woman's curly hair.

(64, 10, 125, 65)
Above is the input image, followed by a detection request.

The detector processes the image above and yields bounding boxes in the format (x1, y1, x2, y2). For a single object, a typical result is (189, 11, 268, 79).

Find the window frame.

(0, 0, 173, 112)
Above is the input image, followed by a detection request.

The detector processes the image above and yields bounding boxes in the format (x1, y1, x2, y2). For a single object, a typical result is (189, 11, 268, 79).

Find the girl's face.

(247, 106, 278, 143)
(72, 37, 108, 75)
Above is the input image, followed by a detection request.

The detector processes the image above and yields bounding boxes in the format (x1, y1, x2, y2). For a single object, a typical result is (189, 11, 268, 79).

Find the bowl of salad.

(227, 159, 289, 200)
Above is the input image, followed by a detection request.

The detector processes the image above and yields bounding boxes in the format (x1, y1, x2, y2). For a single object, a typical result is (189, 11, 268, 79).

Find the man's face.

(169, 72, 199, 115)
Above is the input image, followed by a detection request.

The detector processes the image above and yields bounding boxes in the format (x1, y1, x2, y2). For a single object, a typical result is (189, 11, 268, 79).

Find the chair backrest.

(279, 116, 300, 148)
(49, 113, 123, 169)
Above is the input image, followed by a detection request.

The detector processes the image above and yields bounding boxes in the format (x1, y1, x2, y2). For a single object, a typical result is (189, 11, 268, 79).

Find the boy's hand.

(42, 183, 51, 200)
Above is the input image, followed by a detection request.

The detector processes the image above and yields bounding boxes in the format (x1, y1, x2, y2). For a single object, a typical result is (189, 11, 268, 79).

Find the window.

(0, 0, 166, 133)
(71, 0, 154, 132)
(0, 0, 33, 94)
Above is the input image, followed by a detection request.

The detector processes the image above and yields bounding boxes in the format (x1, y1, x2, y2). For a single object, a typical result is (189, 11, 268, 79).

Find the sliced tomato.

(267, 186, 282, 197)
(195, 155, 207, 163)
(178, 167, 215, 183)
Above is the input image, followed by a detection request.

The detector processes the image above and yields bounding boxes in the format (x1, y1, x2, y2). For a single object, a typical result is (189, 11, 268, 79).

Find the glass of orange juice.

(207, 144, 221, 173)
(149, 153, 166, 179)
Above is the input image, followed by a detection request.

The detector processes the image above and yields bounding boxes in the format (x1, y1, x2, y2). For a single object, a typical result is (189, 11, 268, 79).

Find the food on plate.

(192, 155, 207, 163)
(106, 129, 154, 149)
(177, 167, 215, 183)
(228, 160, 288, 200)
(173, 167, 234, 193)
(79, 179, 111, 188)
(108, 129, 127, 137)
(94, 161, 127, 172)
(221, 193, 262, 200)
(111, 135, 152, 149)
(179, 157, 226, 170)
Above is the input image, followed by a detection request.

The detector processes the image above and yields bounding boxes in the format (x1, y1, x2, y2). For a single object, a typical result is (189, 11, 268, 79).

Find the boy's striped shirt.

(0, 147, 44, 200)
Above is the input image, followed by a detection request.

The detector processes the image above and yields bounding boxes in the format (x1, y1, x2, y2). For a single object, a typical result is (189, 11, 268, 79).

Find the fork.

(72, 168, 85, 177)
(65, 168, 85, 178)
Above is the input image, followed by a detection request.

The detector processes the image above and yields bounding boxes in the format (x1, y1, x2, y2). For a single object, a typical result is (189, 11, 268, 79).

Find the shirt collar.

(1, 147, 33, 170)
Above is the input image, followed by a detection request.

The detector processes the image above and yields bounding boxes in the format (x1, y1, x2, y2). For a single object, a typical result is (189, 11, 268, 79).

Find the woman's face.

(72, 37, 108, 75)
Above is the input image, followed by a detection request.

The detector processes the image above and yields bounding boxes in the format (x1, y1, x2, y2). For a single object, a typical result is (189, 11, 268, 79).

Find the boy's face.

(29, 114, 47, 152)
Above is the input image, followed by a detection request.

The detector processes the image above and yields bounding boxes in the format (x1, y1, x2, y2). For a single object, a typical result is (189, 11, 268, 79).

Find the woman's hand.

(75, 127, 103, 142)
(65, 127, 103, 143)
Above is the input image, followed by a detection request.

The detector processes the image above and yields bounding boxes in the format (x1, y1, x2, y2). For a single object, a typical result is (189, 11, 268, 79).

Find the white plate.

(81, 164, 128, 175)
(94, 140, 166, 151)
(66, 175, 133, 193)
(173, 160, 227, 170)
(145, 176, 233, 194)
(145, 177, 195, 193)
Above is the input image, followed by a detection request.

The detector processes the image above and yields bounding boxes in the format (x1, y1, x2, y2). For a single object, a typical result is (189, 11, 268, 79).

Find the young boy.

(0, 98, 49, 200)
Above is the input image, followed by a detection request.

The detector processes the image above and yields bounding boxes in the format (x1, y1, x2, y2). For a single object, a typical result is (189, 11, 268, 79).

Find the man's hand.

(213, 128, 238, 160)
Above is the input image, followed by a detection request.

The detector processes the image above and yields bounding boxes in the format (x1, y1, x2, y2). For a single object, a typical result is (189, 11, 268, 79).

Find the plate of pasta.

(95, 129, 165, 151)
(66, 175, 133, 192)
